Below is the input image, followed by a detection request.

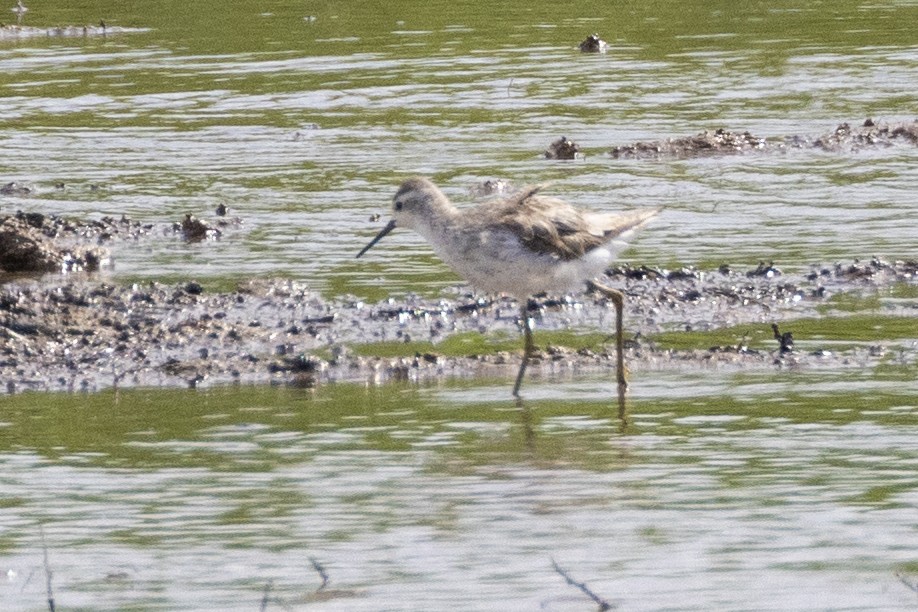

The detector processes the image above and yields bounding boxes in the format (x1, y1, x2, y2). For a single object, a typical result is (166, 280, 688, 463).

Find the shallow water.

(2, 373, 918, 611)
(1, 1, 917, 609)
(1, 0, 916, 298)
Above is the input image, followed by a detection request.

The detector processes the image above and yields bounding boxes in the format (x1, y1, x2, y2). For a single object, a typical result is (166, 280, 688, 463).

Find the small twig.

(39, 525, 55, 612)
(309, 557, 329, 592)
(551, 558, 613, 611)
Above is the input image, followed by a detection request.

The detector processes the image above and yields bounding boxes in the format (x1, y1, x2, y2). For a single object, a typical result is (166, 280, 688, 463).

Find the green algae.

(649, 315, 918, 352)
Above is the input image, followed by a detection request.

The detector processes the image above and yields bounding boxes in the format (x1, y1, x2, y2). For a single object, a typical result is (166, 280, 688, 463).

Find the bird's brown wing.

(495, 188, 653, 261)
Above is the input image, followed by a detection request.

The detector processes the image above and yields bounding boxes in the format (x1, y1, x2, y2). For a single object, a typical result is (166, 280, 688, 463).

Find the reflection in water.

(1, 375, 916, 609)
(0, 1, 915, 296)
(515, 396, 536, 456)
(1, 0, 917, 608)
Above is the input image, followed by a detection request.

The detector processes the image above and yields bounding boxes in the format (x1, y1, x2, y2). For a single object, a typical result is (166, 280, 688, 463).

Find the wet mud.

(544, 136, 582, 160)
(3, 121, 916, 394)
(0, 209, 234, 276)
(0, 214, 106, 274)
(1, 253, 915, 394)
(553, 119, 918, 160)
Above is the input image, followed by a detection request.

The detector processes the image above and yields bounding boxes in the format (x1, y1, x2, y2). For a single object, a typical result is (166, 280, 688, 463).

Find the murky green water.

(2, 0, 917, 609)
(2, 377, 918, 611)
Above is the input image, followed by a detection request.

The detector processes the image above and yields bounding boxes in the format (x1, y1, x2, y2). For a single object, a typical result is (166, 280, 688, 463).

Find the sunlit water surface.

(0, 0, 916, 298)
(1, 373, 917, 611)
(1, 1, 917, 609)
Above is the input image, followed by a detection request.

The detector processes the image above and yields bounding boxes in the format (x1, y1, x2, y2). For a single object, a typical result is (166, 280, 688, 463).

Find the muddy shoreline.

(542, 118, 918, 160)
(0, 23, 148, 41)
(2, 121, 916, 394)
(1, 256, 915, 394)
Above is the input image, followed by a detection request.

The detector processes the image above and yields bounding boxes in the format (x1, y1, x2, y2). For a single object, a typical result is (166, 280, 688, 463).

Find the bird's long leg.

(512, 302, 533, 397)
(587, 281, 627, 418)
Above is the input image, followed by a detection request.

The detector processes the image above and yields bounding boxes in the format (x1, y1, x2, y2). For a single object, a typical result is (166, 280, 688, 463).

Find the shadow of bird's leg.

(512, 302, 532, 397)
(588, 281, 627, 419)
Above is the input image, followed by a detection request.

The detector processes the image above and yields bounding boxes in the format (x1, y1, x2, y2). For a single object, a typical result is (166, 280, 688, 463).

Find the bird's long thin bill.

(355, 219, 397, 258)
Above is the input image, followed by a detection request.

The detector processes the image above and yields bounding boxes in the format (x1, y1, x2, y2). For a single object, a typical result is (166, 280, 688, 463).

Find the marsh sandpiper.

(357, 177, 659, 409)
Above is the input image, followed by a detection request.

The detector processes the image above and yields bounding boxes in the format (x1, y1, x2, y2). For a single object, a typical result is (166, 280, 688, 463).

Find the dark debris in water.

(603, 119, 918, 159)
(805, 118, 918, 152)
(544, 136, 581, 160)
(578, 34, 608, 53)
(176, 214, 221, 242)
(771, 323, 794, 355)
(609, 128, 768, 159)
(0, 181, 34, 196)
(747, 261, 782, 278)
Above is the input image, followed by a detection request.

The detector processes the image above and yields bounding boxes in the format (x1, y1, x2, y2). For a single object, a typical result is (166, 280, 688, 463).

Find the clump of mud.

(579, 34, 608, 53)
(0, 205, 244, 274)
(603, 119, 918, 159)
(545, 136, 581, 160)
(175, 214, 222, 242)
(0, 213, 113, 273)
(798, 118, 918, 151)
(610, 128, 768, 159)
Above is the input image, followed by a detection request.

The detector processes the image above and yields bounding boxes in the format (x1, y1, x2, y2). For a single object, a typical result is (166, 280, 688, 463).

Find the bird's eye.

(394, 201, 403, 212)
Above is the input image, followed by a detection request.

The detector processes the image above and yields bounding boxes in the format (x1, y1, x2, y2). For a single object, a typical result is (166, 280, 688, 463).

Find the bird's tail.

(592, 207, 661, 240)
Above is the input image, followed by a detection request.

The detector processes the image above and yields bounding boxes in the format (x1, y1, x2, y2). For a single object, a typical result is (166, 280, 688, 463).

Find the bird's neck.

(417, 198, 460, 235)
